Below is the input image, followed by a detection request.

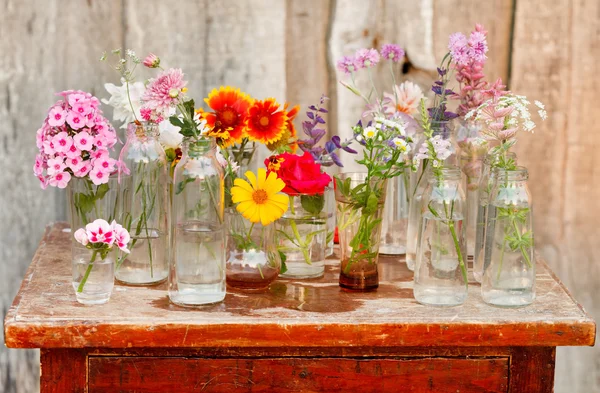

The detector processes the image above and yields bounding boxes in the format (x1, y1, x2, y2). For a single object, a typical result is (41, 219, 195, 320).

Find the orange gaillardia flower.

(203, 86, 253, 147)
(266, 103, 300, 152)
(246, 98, 287, 145)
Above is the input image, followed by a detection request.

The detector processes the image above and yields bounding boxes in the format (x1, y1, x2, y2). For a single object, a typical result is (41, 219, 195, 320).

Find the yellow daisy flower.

(231, 168, 289, 225)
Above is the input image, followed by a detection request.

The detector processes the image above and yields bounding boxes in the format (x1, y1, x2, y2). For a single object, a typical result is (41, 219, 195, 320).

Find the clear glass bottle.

(117, 122, 169, 285)
(473, 152, 517, 282)
(317, 156, 337, 257)
(481, 167, 535, 307)
(406, 121, 458, 271)
(380, 170, 410, 255)
(67, 176, 121, 229)
(169, 137, 226, 306)
(413, 167, 467, 306)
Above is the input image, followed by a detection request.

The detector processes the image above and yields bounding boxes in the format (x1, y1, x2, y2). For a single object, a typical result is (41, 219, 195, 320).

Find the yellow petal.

(236, 200, 256, 215)
(244, 171, 257, 189)
(258, 205, 274, 226)
(231, 187, 252, 204)
(233, 178, 254, 194)
(264, 171, 285, 194)
(247, 204, 261, 223)
(270, 193, 290, 211)
(256, 168, 267, 190)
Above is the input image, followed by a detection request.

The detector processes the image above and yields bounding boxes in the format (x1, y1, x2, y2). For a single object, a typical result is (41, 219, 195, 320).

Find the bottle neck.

(492, 166, 529, 183)
(183, 137, 216, 158)
(127, 122, 159, 142)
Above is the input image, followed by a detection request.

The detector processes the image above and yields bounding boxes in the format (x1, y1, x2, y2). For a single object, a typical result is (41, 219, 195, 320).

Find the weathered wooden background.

(0, 0, 597, 392)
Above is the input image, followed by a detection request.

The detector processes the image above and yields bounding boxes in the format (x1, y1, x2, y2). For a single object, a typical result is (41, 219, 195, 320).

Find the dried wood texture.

(511, 0, 600, 392)
(0, 1, 123, 392)
(87, 356, 509, 392)
(4, 223, 594, 350)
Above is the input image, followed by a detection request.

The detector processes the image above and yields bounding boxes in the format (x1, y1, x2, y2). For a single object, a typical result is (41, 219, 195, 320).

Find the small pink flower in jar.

(48, 106, 67, 127)
(46, 157, 66, 175)
(73, 131, 93, 151)
(85, 219, 115, 246)
(48, 171, 71, 189)
(51, 132, 73, 153)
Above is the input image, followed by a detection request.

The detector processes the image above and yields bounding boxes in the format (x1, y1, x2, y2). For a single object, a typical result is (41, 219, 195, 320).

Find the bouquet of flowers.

(34, 90, 119, 226)
(335, 44, 415, 284)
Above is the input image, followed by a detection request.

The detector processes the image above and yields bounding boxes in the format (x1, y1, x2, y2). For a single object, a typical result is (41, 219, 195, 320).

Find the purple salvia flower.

(330, 152, 343, 167)
(354, 48, 380, 69)
(337, 56, 357, 74)
(380, 44, 405, 62)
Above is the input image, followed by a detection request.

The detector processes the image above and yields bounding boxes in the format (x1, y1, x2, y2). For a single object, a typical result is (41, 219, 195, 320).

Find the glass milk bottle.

(413, 167, 467, 306)
(481, 167, 535, 307)
(169, 137, 226, 306)
(117, 122, 169, 285)
(473, 152, 517, 282)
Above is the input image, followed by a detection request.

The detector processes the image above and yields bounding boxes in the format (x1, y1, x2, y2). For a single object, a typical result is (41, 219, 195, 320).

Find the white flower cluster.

(126, 140, 160, 164)
(183, 156, 217, 179)
(413, 135, 453, 168)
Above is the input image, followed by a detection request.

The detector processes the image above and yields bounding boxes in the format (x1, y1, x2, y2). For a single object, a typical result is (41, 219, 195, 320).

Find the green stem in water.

(77, 250, 98, 293)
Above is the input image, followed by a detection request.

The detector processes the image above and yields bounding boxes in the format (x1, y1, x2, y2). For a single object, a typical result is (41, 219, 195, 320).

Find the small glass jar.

(334, 173, 387, 291)
(481, 167, 535, 307)
(407, 121, 458, 270)
(276, 191, 330, 279)
(473, 152, 517, 282)
(316, 156, 337, 257)
(380, 170, 410, 255)
(226, 209, 281, 291)
(116, 122, 170, 285)
(72, 243, 115, 305)
(413, 167, 468, 306)
(169, 137, 226, 306)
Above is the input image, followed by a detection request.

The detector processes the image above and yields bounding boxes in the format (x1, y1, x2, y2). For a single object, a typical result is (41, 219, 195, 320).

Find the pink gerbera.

(141, 68, 187, 120)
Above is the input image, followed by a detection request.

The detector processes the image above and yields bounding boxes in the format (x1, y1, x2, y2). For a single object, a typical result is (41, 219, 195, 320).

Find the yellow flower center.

(259, 116, 270, 126)
(252, 189, 268, 204)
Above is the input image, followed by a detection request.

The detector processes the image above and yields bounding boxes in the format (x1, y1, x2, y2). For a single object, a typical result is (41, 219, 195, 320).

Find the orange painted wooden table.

(4, 223, 596, 392)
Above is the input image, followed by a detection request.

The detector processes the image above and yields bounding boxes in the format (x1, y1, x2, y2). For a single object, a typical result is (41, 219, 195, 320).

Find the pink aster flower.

(72, 101, 92, 117)
(141, 68, 187, 121)
(38, 175, 48, 190)
(43, 140, 55, 155)
(66, 156, 82, 171)
(143, 53, 161, 69)
(66, 111, 85, 130)
(89, 166, 109, 185)
(46, 157, 66, 176)
(85, 219, 115, 246)
(73, 131, 93, 151)
(36, 128, 45, 149)
(336, 56, 357, 74)
(380, 44, 404, 62)
(354, 48, 380, 69)
(48, 106, 67, 127)
(48, 171, 71, 189)
(67, 93, 88, 107)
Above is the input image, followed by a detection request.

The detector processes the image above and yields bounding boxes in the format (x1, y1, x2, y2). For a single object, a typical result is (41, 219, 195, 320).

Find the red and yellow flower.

(202, 86, 253, 147)
(245, 98, 287, 145)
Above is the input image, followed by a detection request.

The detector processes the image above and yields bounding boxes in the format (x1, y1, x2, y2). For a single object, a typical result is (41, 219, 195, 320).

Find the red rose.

(265, 152, 331, 196)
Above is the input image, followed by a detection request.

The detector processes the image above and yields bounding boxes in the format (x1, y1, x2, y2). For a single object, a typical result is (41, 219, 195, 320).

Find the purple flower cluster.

(336, 44, 404, 74)
(448, 28, 488, 66)
(298, 95, 356, 167)
(428, 67, 459, 123)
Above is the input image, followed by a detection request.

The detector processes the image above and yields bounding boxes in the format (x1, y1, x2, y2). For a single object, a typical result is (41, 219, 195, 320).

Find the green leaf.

(364, 192, 379, 215)
(95, 183, 109, 200)
(278, 250, 288, 274)
(300, 194, 325, 215)
(428, 202, 441, 218)
(175, 177, 196, 195)
(169, 116, 185, 128)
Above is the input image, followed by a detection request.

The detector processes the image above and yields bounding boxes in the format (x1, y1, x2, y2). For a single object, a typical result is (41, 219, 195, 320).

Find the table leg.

(509, 347, 556, 392)
(41, 349, 87, 392)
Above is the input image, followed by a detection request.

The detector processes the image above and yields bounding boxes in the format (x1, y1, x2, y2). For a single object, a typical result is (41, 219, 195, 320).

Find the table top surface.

(4, 223, 596, 349)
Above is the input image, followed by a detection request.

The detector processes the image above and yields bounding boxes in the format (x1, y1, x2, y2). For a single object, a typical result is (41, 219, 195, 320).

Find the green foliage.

(300, 194, 325, 216)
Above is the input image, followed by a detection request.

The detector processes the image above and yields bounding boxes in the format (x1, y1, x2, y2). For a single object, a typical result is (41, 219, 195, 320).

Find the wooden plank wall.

(0, 1, 596, 392)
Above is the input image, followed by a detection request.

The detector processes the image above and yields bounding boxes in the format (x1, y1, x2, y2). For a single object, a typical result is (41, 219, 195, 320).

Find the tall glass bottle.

(473, 152, 517, 282)
(413, 167, 467, 306)
(169, 137, 226, 306)
(481, 167, 535, 307)
(406, 121, 459, 271)
(117, 122, 169, 285)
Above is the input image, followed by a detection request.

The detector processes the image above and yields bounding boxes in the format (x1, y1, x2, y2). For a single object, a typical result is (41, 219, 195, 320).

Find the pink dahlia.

(140, 68, 187, 122)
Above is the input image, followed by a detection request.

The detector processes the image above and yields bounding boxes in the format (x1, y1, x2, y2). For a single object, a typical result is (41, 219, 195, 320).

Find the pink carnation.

(85, 219, 115, 246)
(336, 56, 356, 74)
